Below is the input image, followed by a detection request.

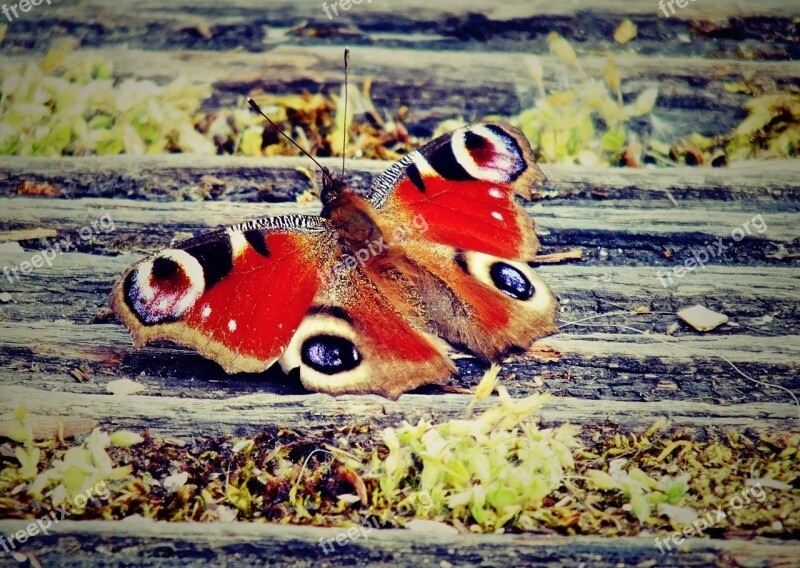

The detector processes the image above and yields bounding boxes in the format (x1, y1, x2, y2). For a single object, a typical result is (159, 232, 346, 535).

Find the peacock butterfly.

(111, 103, 559, 398)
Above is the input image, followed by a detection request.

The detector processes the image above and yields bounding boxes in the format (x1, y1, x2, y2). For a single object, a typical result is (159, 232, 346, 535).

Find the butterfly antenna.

(341, 48, 350, 182)
(247, 97, 333, 185)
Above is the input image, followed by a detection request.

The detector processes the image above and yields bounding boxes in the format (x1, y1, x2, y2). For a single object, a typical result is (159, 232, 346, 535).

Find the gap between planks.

(6, 46, 800, 87)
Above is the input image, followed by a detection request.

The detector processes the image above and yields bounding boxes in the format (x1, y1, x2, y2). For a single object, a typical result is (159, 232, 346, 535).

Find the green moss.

(1, 396, 797, 539)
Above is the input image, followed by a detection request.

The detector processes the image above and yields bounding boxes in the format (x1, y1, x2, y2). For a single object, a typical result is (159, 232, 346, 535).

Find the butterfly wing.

(112, 215, 334, 374)
(369, 122, 546, 261)
(365, 241, 558, 361)
(278, 267, 454, 399)
(112, 215, 453, 398)
(366, 122, 559, 361)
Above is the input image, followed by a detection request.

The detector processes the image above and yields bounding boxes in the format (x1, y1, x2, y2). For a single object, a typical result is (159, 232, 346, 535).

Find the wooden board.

(0, 519, 798, 568)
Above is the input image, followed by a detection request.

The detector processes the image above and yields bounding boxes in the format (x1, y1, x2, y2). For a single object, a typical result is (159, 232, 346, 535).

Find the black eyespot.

(152, 256, 179, 280)
(464, 130, 488, 151)
(301, 335, 361, 375)
(490, 263, 534, 301)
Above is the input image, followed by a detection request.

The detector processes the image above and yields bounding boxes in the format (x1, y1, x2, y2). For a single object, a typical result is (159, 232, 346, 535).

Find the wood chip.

(0, 415, 98, 440)
(440, 385, 474, 395)
(71, 368, 90, 382)
(0, 228, 58, 242)
(677, 305, 729, 332)
(533, 250, 583, 264)
(106, 378, 146, 396)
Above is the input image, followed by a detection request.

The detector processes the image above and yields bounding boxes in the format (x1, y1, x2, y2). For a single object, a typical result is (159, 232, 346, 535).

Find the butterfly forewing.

(112, 216, 335, 374)
(369, 122, 547, 262)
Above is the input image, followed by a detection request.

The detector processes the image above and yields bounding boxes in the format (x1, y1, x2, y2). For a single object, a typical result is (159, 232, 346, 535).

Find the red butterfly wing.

(369, 123, 546, 261)
(113, 214, 453, 398)
(112, 216, 334, 373)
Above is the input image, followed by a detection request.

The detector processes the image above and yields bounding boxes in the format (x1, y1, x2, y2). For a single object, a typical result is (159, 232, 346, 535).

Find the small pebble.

(0, 292, 12, 303)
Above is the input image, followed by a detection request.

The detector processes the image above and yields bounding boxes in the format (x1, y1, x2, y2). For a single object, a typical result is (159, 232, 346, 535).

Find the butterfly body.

(112, 123, 559, 399)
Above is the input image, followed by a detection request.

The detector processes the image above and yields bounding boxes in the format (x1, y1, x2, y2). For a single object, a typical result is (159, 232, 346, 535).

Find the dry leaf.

(17, 182, 60, 197)
(163, 471, 189, 493)
(526, 344, 561, 362)
(614, 19, 638, 44)
(338, 466, 368, 506)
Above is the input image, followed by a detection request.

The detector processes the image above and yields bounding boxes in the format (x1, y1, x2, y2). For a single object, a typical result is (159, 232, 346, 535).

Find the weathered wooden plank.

(0, 385, 796, 436)
(0, 320, 797, 404)
(4, 46, 798, 136)
(2, 156, 799, 203)
(0, 195, 796, 270)
(45, 46, 799, 88)
(1, 251, 797, 332)
(0, 519, 797, 568)
(6, 0, 798, 64)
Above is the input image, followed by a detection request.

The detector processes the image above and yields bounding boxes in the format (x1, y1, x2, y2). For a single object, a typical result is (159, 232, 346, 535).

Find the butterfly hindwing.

(278, 268, 454, 399)
(364, 240, 558, 361)
(365, 122, 559, 361)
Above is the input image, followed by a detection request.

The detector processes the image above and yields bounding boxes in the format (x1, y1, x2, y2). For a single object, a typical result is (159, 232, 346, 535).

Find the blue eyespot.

(301, 335, 361, 375)
(490, 263, 534, 300)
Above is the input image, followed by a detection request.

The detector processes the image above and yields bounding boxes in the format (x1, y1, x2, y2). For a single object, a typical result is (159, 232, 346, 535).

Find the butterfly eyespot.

(124, 250, 205, 325)
(301, 334, 362, 375)
(151, 256, 179, 280)
(489, 262, 534, 301)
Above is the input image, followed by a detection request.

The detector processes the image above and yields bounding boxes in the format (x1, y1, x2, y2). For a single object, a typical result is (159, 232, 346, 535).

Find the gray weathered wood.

(1, 320, 797, 403)
(1, 520, 798, 568)
(0, 196, 797, 268)
(3, 45, 799, 136)
(3, 155, 799, 203)
(0, 385, 796, 436)
(2, 250, 798, 328)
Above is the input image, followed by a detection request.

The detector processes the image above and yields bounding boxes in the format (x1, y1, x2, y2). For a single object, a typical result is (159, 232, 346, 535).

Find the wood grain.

(1, 519, 798, 568)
